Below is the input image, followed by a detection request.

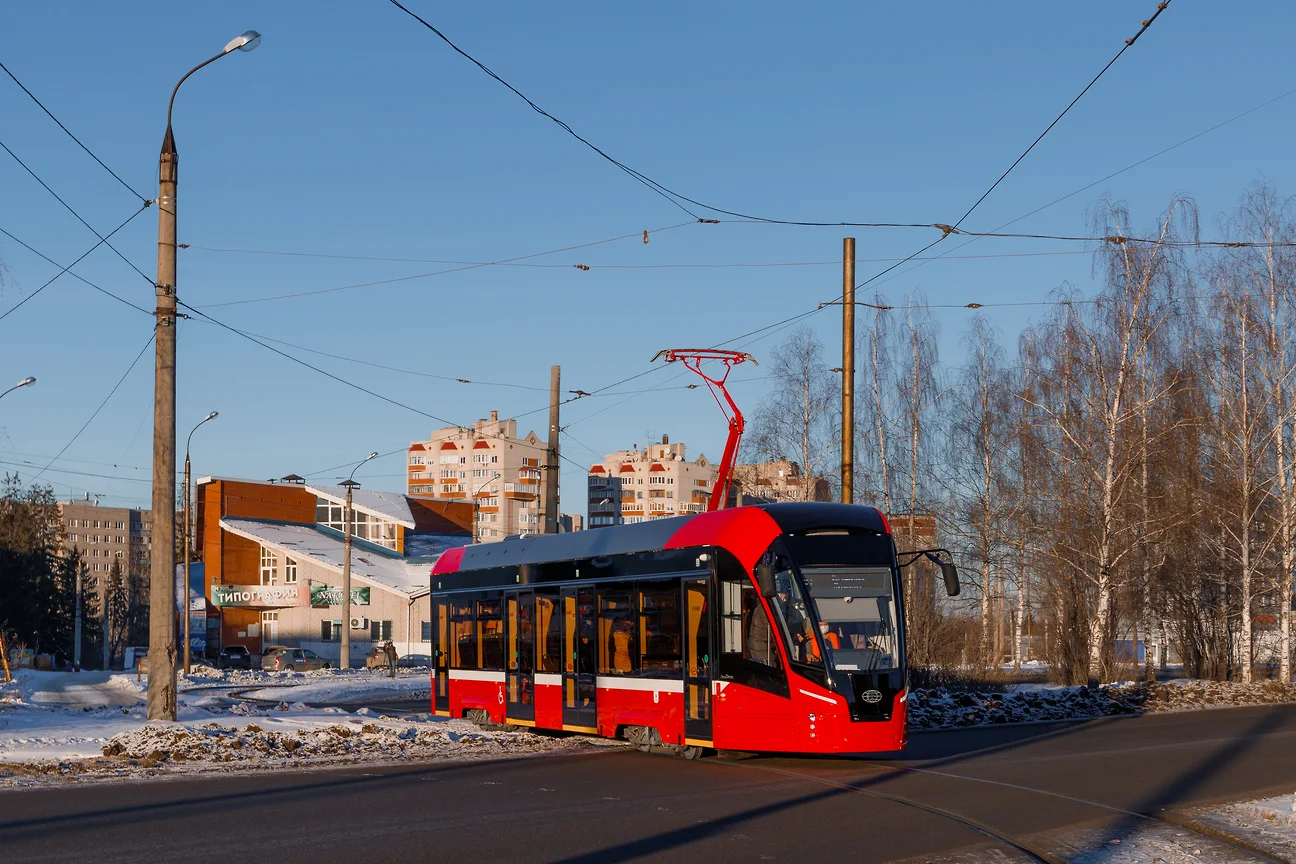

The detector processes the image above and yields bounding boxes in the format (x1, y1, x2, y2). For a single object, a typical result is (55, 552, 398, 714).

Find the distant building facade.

(407, 411, 546, 541)
(58, 498, 152, 606)
(730, 459, 832, 504)
(587, 439, 834, 527)
(587, 435, 716, 527)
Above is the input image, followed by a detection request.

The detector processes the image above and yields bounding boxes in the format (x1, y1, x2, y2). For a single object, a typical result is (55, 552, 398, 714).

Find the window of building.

(370, 620, 393, 641)
(490, 455, 498, 463)
(260, 547, 277, 585)
(439, 453, 458, 465)
(284, 557, 297, 584)
(115, 551, 123, 559)
(420, 621, 432, 641)
(93, 520, 100, 529)
(410, 455, 425, 466)
(321, 620, 342, 641)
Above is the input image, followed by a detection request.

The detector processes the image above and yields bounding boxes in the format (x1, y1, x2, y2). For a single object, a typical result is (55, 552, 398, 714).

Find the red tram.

(428, 502, 954, 755)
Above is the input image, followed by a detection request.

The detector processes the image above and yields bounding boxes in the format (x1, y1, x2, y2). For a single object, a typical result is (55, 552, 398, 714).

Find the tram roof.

(438, 503, 887, 575)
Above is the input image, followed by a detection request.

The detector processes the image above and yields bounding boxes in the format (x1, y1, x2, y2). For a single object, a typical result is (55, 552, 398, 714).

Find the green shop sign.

(309, 586, 370, 607)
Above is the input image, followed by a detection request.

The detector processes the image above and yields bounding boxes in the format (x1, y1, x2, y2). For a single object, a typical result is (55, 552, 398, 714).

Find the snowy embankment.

(0, 668, 597, 787)
(907, 679, 1296, 730)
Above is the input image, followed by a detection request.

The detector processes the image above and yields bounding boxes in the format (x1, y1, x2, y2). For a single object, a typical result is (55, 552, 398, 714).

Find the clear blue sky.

(1, 1, 1293, 511)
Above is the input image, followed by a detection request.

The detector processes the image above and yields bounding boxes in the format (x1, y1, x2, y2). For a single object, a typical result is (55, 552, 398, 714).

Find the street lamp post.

(0, 377, 36, 402)
(182, 411, 218, 674)
(472, 472, 502, 543)
(339, 452, 378, 669)
(148, 30, 260, 722)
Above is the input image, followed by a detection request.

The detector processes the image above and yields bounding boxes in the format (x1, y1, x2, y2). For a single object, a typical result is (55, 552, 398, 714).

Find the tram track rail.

(706, 756, 1288, 863)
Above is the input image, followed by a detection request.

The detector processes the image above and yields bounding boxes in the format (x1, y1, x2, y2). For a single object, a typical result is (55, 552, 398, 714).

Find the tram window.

(599, 592, 637, 675)
(685, 581, 709, 678)
(721, 576, 783, 670)
(450, 599, 476, 670)
(577, 589, 597, 676)
(536, 590, 561, 673)
(478, 596, 504, 671)
(638, 581, 681, 676)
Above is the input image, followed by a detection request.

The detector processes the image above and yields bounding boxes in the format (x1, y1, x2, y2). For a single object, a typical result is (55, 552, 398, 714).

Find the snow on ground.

(908, 680, 1296, 731)
(0, 669, 598, 786)
(1193, 792, 1296, 860)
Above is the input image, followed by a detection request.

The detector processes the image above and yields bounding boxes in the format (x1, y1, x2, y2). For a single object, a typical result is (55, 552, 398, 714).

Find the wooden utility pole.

(542, 366, 561, 534)
(842, 238, 856, 504)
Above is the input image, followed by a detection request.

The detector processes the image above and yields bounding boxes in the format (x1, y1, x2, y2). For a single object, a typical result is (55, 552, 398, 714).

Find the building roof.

(219, 517, 438, 597)
(304, 484, 418, 528)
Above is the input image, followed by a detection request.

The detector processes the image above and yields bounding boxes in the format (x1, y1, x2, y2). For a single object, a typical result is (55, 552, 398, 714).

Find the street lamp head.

(204, 411, 219, 421)
(224, 30, 262, 54)
(366, 451, 379, 461)
(17, 377, 35, 388)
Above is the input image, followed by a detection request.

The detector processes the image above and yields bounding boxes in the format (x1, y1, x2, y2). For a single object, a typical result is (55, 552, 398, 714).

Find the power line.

(873, 81, 1296, 291)
(184, 243, 1103, 269)
(30, 332, 156, 484)
(0, 59, 149, 203)
(0, 135, 155, 284)
(202, 326, 549, 392)
(0, 225, 152, 316)
(193, 220, 697, 307)
(386, 0, 1170, 231)
(953, 1, 1172, 229)
(0, 202, 153, 323)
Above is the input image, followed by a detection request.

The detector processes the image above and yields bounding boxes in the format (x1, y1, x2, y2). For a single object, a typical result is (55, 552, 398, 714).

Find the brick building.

(196, 476, 471, 664)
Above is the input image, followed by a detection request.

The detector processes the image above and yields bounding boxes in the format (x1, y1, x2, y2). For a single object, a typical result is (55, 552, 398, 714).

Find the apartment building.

(730, 458, 833, 504)
(587, 435, 716, 527)
(58, 498, 152, 603)
(407, 411, 547, 541)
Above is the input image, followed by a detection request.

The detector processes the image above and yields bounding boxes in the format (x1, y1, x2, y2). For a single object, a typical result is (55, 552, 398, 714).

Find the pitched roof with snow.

(220, 517, 436, 597)
(304, 485, 417, 528)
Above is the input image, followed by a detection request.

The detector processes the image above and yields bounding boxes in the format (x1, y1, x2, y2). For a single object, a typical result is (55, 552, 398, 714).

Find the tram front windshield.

(799, 566, 900, 673)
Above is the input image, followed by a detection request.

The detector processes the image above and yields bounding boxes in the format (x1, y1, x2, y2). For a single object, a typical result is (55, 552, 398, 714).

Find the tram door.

(561, 586, 597, 730)
(431, 597, 450, 713)
(683, 578, 713, 742)
(505, 591, 535, 721)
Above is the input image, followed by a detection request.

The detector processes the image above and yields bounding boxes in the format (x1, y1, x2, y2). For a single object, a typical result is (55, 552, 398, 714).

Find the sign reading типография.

(211, 584, 305, 608)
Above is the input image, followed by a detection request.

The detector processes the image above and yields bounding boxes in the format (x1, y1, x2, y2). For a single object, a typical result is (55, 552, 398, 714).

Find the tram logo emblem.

(862, 689, 883, 704)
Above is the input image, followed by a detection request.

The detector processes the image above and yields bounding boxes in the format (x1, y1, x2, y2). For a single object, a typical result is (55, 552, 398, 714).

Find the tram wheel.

(680, 746, 704, 760)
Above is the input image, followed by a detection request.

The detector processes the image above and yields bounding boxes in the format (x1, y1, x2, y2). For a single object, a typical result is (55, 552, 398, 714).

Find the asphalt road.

(2, 706, 1295, 863)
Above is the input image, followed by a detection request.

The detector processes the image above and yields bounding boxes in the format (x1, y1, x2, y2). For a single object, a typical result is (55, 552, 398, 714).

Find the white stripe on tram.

(596, 677, 685, 694)
(535, 673, 562, 686)
(798, 688, 838, 705)
(448, 669, 507, 683)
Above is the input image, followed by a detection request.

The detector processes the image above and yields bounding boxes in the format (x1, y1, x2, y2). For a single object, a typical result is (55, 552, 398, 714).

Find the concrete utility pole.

(841, 238, 856, 505)
(340, 452, 377, 669)
(147, 30, 260, 722)
(182, 412, 218, 674)
(543, 365, 561, 534)
(73, 565, 82, 670)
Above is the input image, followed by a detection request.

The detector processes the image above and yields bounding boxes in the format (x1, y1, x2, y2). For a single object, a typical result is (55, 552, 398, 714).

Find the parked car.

(396, 653, 432, 669)
(260, 646, 330, 672)
(216, 645, 253, 670)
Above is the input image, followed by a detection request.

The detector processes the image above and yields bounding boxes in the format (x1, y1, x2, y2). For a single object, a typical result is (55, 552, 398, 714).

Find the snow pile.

(180, 665, 431, 704)
(908, 680, 1296, 730)
(100, 718, 576, 766)
(1192, 793, 1296, 860)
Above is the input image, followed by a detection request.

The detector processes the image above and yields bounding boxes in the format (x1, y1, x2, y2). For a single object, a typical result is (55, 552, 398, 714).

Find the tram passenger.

(612, 618, 633, 673)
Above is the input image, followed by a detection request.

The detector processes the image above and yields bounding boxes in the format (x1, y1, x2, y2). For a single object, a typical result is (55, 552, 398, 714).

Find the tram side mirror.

(941, 561, 960, 597)
(755, 559, 778, 599)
